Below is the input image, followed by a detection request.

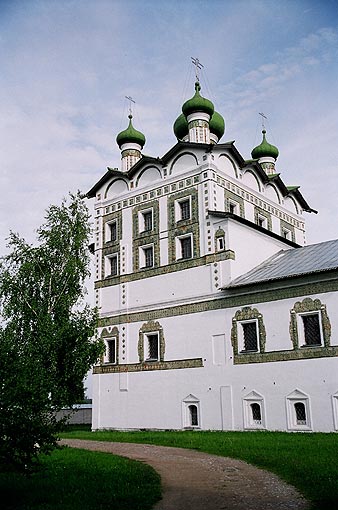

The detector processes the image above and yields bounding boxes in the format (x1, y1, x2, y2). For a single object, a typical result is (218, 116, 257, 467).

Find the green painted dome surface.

(251, 130, 279, 160)
(116, 115, 146, 148)
(173, 113, 189, 140)
(210, 111, 225, 139)
(182, 81, 214, 118)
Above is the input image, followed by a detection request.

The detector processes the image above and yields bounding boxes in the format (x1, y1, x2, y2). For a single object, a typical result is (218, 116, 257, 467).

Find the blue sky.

(1, 0, 338, 258)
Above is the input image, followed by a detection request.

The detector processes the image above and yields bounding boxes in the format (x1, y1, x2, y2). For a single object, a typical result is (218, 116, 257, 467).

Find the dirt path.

(60, 439, 310, 510)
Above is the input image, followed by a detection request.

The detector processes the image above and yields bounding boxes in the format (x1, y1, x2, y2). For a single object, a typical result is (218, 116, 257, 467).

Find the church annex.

(88, 73, 338, 432)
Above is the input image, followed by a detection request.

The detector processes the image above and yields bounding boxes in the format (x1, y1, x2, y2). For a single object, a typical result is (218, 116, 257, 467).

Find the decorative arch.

(217, 154, 238, 178)
(265, 183, 281, 204)
(241, 170, 262, 192)
(170, 152, 198, 175)
(136, 166, 162, 187)
(105, 178, 129, 198)
(284, 196, 299, 214)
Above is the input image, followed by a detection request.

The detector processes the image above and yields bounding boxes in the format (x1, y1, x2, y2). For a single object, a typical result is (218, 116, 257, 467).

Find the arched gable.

(217, 154, 238, 178)
(105, 178, 129, 198)
(136, 166, 162, 187)
(284, 196, 299, 214)
(241, 169, 262, 191)
(265, 183, 281, 204)
(170, 152, 198, 175)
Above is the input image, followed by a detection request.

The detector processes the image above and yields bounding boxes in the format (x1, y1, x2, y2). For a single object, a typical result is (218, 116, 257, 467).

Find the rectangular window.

(105, 338, 116, 364)
(105, 220, 117, 242)
(142, 210, 153, 232)
(229, 202, 237, 214)
(282, 228, 291, 240)
(143, 246, 154, 268)
(145, 333, 159, 361)
(241, 322, 258, 351)
(110, 255, 118, 276)
(302, 313, 321, 346)
(109, 221, 117, 241)
(180, 199, 191, 220)
(180, 236, 192, 259)
(217, 236, 225, 251)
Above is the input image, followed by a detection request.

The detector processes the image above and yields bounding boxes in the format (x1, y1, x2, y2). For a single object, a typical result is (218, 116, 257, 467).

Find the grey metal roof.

(228, 238, 338, 288)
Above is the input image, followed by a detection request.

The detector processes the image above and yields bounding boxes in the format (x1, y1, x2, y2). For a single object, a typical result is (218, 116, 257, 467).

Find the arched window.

(294, 402, 307, 425)
(250, 403, 262, 425)
(188, 405, 198, 427)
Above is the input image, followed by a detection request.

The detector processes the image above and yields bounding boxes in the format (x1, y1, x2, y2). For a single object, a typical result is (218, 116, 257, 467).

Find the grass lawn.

(61, 428, 338, 510)
(0, 446, 161, 510)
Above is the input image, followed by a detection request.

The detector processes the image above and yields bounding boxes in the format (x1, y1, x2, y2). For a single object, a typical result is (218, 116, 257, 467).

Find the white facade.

(88, 87, 338, 433)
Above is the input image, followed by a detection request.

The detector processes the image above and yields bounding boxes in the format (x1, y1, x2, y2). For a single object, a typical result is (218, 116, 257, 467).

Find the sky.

(1, 0, 338, 258)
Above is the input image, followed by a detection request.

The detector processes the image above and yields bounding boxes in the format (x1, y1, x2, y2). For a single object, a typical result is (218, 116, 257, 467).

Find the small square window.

(145, 333, 159, 361)
(229, 202, 238, 215)
(180, 236, 192, 259)
(241, 321, 258, 352)
(257, 215, 267, 228)
(104, 338, 116, 364)
(282, 228, 291, 240)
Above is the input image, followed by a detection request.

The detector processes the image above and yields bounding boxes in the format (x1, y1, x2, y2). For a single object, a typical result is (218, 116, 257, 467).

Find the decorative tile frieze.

(233, 346, 338, 364)
(97, 278, 338, 327)
(93, 357, 204, 374)
(95, 249, 235, 287)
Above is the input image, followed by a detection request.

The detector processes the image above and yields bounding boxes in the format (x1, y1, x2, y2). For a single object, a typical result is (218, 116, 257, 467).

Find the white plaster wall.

(93, 289, 338, 432)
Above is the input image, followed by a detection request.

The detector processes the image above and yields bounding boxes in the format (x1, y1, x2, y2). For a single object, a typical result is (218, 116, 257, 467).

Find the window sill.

(240, 349, 259, 354)
(300, 343, 322, 348)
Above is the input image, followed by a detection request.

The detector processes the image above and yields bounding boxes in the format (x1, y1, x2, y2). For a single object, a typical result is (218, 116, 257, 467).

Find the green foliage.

(61, 429, 338, 510)
(0, 447, 161, 510)
(0, 193, 103, 471)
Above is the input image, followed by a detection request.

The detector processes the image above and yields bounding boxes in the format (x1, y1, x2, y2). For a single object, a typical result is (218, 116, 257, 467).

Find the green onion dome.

(209, 110, 225, 140)
(251, 129, 279, 160)
(182, 81, 214, 118)
(116, 114, 146, 149)
(173, 113, 189, 140)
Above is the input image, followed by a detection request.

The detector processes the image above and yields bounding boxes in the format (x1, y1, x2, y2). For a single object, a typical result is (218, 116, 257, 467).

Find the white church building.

(88, 77, 338, 433)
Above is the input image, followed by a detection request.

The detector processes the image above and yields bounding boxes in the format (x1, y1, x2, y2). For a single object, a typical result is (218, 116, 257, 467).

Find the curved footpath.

(60, 439, 310, 510)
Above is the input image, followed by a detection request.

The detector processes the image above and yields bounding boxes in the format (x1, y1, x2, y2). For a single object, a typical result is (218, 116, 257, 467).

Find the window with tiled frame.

(254, 206, 272, 231)
(224, 190, 245, 217)
(138, 321, 165, 363)
(100, 327, 119, 365)
(289, 297, 331, 349)
(231, 307, 266, 355)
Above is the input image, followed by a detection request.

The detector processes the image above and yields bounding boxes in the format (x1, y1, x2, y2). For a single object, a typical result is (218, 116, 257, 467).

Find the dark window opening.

(109, 222, 117, 242)
(189, 404, 198, 426)
(251, 403, 262, 424)
(229, 202, 236, 214)
(106, 339, 116, 364)
(146, 334, 159, 361)
(294, 402, 307, 425)
(180, 200, 190, 220)
(217, 236, 225, 251)
(242, 322, 258, 352)
(143, 211, 153, 232)
(143, 247, 154, 268)
(302, 314, 321, 346)
(181, 237, 192, 259)
(110, 256, 118, 276)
